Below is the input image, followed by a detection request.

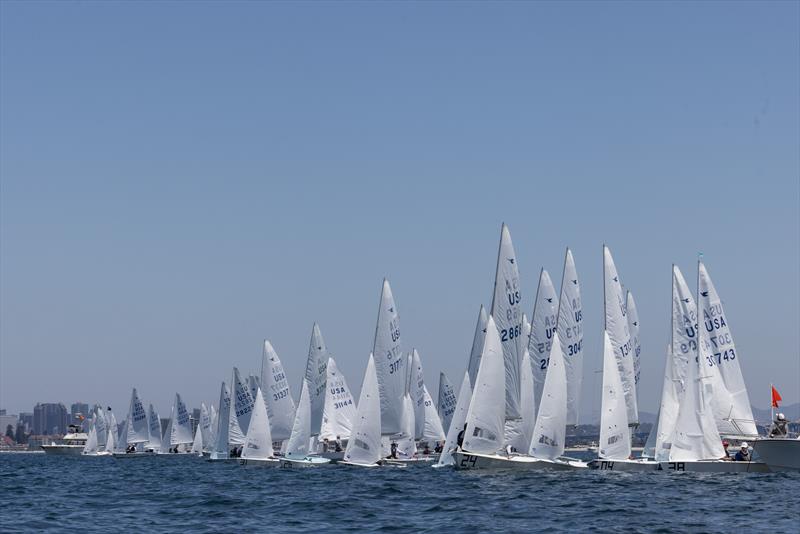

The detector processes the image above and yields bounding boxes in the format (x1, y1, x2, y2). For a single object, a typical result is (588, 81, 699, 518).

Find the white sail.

(463, 315, 506, 455)
(127, 388, 149, 444)
(233, 367, 256, 436)
(199, 403, 212, 450)
(247, 375, 260, 404)
(437, 372, 472, 466)
(344, 354, 382, 465)
(116, 416, 129, 452)
(163, 409, 173, 449)
(372, 279, 405, 436)
(286, 380, 312, 459)
(528, 269, 558, 416)
(242, 387, 274, 459)
(147, 404, 162, 452)
(190, 424, 203, 454)
(396, 394, 417, 458)
(530, 332, 567, 460)
(489, 224, 523, 421)
(466, 305, 489, 388)
(106, 411, 118, 451)
(558, 249, 583, 425)
(437, 372, 457, 435)
(642, 408, 659, 459)
(171, 393, 194, 445)
(208, 404, 218, 451)
(83, 426, 98, 454)
(697, 305, 739, 437)
(320, 357, 357, 441)
(598, 330, 631, 460)
(518, 349, 536, 452)
(260, 341, 296, 441)
(305, 323, 329, 435)
(421, 385, 445, 442)
(212, 381, 231, 458)
(94, 407, 107, 451)
(626, 290, 642, 392)
(409, 349, 426, 439)
(603, 245, 638, 426)
(698, 261, 757, 437)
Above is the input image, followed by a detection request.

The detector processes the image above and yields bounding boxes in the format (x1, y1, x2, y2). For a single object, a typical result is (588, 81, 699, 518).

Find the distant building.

(33, 403, 68, 435)
(19, 412, 33, 432)
(70, 402, 90, 425)
(0, 414, 18, 436)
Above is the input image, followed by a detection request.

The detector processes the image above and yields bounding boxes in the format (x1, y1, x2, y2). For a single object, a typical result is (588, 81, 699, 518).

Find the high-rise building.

(0, 413, 18, 437)
(70, 402, 90, 425)
(18, 413, 33, 432)
(33, 403, 68, 435)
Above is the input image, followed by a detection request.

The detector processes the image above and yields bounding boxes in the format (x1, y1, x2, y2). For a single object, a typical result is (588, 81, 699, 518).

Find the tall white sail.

(106, 411, 118, 451)
(260, 341, 296, 441)
(528, 269, 558, 416)
(320, 357, 357, 441)
(466, 305, 489, 388)
(147, 404, 162, 452)
(286, 380, 312, 459)
(437, 372, 472, 466)
(163, 409, 173, 449)
(190, 424, 203, 454)
(437, 372, 457, 435)
(626, 291, 642, 392)
(233, 367, 256, 436)
(83, 426, 98, 454)
(598, 330, 631, 460)
(697, 320, 739, 437)
(94, 407, 108, 451)
(127, 388, 149, 444)
(558, 249, 583, 425)
(489, 224, 523, 421)
(305, 323, 329, 436)
(212, 381, 231, 458)
(409, 349, 426, 439)
(171, 393, 193, 445)
(372, 279, 405, 436)
(117, 416, 129, 452)
(396, 394, 417, 458)
(463, 315, 506, 455)
(698, 261, 757, 437)
(603, 245, 638, 426)
(208, 404, 218, 451)
(530, 332, 567, 460)
(344, 354, 382, 465)
(227, 381, 246, 446)
(199, 403, 212, 450)
(242, 387, 274, 460)
(247, 375, 260, 404)
(421, 385, 445, 442)
(518, 349, 536, 451)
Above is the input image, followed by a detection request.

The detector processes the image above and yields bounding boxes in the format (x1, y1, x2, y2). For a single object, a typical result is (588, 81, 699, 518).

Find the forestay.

(528, 269, 558, 417)
(489, 224, 523, 421)
(320, 357, 357, 441)
(558, 249, 583, 426)
(344, 354, 382, 465)
(437, 372, 457, 435)
(305, 324, 330, 436)
(372, 279, 405, 436)
(698, 261, 757, 437)
(242, 387, 274, 460)
(286, 380, 312, 459)
(463, 315, 505, 455)
(260, 341, 296, 441)
(598, 330, 631, 460)
(466, 305, 488, 388)
(603, 246, 638, 426)
(530, 333, 566, 461)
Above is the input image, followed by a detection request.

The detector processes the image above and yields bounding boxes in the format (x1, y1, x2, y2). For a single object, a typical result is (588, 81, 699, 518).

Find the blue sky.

(1, 1, 798, 420)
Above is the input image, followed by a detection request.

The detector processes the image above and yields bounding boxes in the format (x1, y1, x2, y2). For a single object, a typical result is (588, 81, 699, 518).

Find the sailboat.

(588, 331, 655, 471)
(319, 356, 357, 460)
(435, 372, 472, 467)
(113, 388, 154, 458)
(437, 372, 457, 436)
(558, 249, 583, 426)
(529, 268, 558, 418)
(372, 279, 405, 438)
(82, 421, 99, 456)
(146, 404, 163, 453)
(240, 387, 279, 467)
(341, 355, 402, 468)
(279, 380, 331, 467)
(305, 324, 329, 440)
(165, 393, 194, 454)
(261, 341, 296, 446)
(92, 407, 111, 456)
(199, 403, 212, 453)
(209, 381, 237, 462)
(190, 423, 203, 456)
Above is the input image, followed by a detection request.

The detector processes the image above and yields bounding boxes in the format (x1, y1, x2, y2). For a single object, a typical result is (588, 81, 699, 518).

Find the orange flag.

(771, 385, 782, 408)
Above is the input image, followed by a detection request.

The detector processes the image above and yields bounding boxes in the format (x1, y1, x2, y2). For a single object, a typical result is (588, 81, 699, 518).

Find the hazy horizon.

(2, 1, 798, 418)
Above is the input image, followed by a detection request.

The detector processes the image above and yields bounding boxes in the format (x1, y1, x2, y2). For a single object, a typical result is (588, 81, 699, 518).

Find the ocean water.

(1, 453, 797, 533)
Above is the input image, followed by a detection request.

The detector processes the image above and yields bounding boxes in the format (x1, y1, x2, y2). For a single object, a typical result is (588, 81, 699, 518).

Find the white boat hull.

(588, 459, 659, 471)
(279, 457, 332, 468)
(753, 439, 800, 471)
(453, 451, 586, 470)
(41, 445, 85, 456)
(657, 460, 770, 472)
(112, 451, 156, 459)
(240, 457, 280, 467)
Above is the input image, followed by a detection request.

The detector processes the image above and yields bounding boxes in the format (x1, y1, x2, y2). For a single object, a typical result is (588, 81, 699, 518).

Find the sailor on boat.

(769, 414, 789, 438)
(721, 441, 732, 461)
(734, 443, 751, 462)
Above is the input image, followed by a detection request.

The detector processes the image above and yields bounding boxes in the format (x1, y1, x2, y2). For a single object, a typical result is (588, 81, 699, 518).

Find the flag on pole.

(771, 385, 782, 408)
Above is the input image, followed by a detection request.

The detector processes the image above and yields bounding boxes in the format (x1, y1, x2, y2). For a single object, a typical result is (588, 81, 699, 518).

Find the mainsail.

(305, 324, 329, 436)
(698, 261, 757, 437)
(126, 388, 149, 444)
(94, 407, 107, 451)
(437, 372, 457, 435)
(518, 349, 536, 452)
(489, 224, 523, 421)
(199, 403, 212, 450)
(558, 249, 583, 425)
(463, 315, 505, 455)
(344, 354, 382, 465)
(466, 305, 489, 388)
(397, 394, 417, 458)
(603, 245, 638, 426)
(260, 341, 296, 441)
(598, 330, 631, 460)
(286, 380, 312, 459)
(410, 349, 426, 439)
(372, 279, 405, 436)
(233, 367, 255, 436)
(242, 387, 274, 460)
(147, 404, 162, 452)
(212, 381, 231, 458)
(530, 332, 567, 461)
(170, 393, 193, 446)
(626, 291, 642, 392)
(437, 372, 472, 466)
(528, 269, 558, 416)
(320, 357, 357, 441)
